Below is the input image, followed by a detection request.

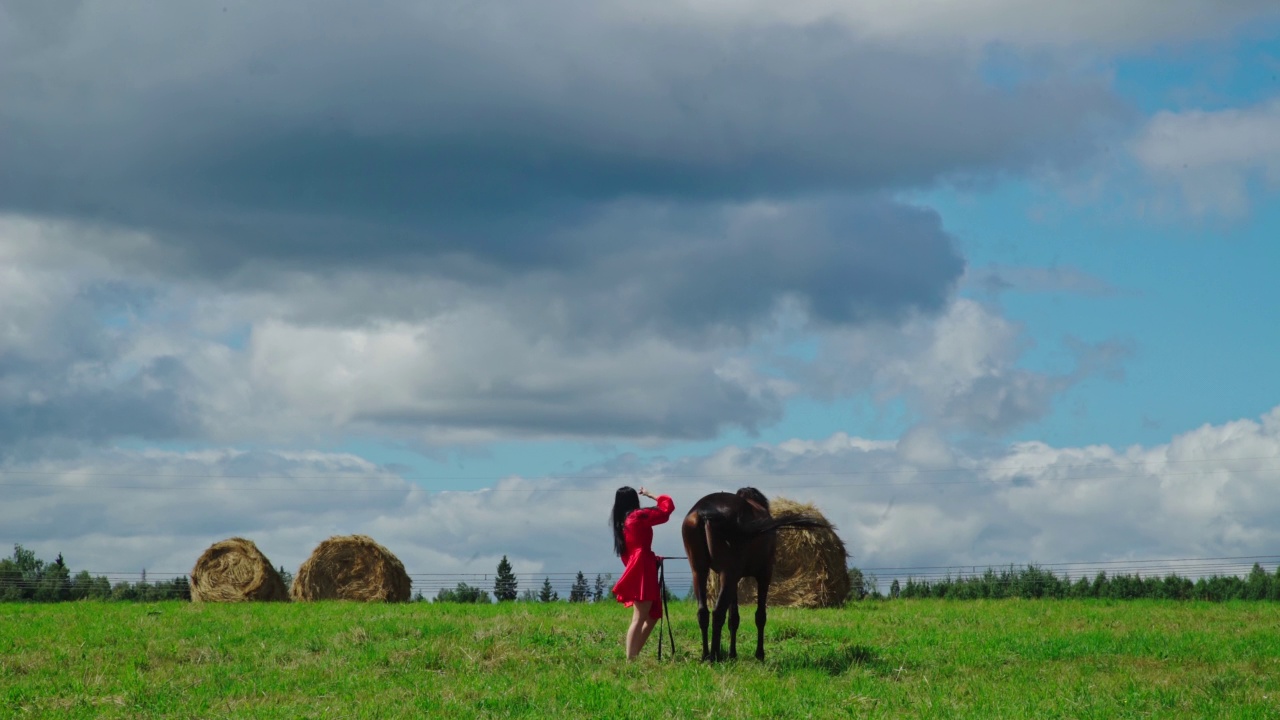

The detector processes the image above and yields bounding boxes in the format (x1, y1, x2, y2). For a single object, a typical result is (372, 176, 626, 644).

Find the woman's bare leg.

(626, 601, 653, 659)
(637, 614, 659, 649)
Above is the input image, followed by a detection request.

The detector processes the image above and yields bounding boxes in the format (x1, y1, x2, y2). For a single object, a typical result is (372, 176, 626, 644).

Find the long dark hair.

(610, 486, 641, 558)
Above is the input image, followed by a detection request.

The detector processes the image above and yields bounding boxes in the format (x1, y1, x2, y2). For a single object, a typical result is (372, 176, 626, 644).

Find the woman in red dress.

(610, 485, 676, 659)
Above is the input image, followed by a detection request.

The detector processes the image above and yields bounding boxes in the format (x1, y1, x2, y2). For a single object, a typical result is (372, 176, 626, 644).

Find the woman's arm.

(634, 487, 675, 525)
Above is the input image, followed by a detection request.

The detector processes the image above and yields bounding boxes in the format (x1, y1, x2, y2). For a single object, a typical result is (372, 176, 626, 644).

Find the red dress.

(611, 495, 675, 619)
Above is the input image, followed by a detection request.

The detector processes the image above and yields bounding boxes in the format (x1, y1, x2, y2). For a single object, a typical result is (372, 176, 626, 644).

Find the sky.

(3, 0, 1280, 594)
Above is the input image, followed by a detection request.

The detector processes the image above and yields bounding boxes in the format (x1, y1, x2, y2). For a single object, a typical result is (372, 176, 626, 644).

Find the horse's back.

(684, 490, 778, 592)
(683, 492, 731, 544)
(687, 491, 741, 515)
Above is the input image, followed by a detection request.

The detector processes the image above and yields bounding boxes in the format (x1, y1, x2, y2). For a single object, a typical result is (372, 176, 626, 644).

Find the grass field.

(3, 599, 1280, 719)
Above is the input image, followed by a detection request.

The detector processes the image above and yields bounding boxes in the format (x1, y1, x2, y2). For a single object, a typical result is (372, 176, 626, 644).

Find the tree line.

(0, 545, 192, 602)
(0, 547, 626, 604)
(11, 544, 1280, 604)
(847, 563, 1280, 603)
(427, 556, 618, 604)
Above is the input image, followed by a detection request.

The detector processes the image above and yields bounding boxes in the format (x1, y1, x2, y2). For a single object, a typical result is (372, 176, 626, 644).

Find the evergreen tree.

(592, 573, 608, 602)
(277, 565, 293, 592)
(569, 571, 590, 603)
(1244, 563, 1270, 600)
(889, 578, 901, 599)
(494, 555, 518, 602)
(520, 587, 538, 602)
(34, 556, 71, 602)
(166, 575, 192, 601)
(538, 576, 558, 602)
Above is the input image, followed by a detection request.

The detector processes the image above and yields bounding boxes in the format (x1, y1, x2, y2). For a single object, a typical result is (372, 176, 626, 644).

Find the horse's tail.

(698, 509, 830, 541)
(735, 512, 830, 539)
(703, 515, 717, 562)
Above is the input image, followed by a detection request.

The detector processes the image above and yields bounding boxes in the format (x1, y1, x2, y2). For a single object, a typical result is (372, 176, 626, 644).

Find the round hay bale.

(190, 537, 289, 603)
(290, 535, 412, 602)
(708, 497, 850, 608)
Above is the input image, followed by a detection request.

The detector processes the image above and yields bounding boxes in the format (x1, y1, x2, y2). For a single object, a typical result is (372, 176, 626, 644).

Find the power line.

(861, 554, 1280, 573)
(2, 463, 1277, 495)
(26, 555, 1280, 587)
(1, 452, 1278, 483)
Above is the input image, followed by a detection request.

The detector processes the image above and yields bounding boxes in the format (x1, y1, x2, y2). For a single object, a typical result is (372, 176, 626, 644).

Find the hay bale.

(190, 537, 289, 602)
(290, 535, 412, 602)
(708, 497, 850, 608)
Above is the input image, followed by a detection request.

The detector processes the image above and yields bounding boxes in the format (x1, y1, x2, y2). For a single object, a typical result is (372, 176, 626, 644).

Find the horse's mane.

(735, 487, 769, 512)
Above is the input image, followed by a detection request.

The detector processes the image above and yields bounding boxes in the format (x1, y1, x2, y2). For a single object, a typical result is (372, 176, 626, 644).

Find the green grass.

(3, 599, 1280, 718)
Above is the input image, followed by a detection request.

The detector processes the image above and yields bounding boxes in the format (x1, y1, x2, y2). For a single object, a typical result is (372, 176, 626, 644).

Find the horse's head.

(735, 486, 769, 512)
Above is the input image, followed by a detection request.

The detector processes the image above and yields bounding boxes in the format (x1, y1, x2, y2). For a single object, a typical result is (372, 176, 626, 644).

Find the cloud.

(242, 313, 793, 444)
(800, 299, 1128, 434)
(0, 245, 203, 459)
(0, 2, 1160, 457)
(964, 264, 1122, 298)
(0, 268, 795, 450)
(1132, 98, 1280, 218)
(1, 1, 1265, 596)
(1, 197, 970, 450)
(7, 406, 1280, 589)
(234, 197, 966, 337)
(641, 0, 1280, 48)
(4, 209, 1117, 450)
(0, 0, 1121, 273)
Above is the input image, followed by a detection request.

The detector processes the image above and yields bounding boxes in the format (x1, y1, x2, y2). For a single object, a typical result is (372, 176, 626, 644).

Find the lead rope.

(656, 556, 683, 660)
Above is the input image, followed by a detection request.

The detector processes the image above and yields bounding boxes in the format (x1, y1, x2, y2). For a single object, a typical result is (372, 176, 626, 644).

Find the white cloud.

(803, 299, 1112, 433)
(7, 407, 1280, 591)
(638, 0, 1278, 48)
(1133, 98, 1280, 218)
(240, 311, 792, 444)
(2, 212, 1120, 452)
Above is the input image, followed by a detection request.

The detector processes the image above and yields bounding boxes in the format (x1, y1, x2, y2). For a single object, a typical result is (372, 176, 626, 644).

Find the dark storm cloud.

(0, 0, 1118, 282)
(239, 196, 966, 338)
(554, 198, 966, 336)
(0, 1, 1127, 447)
(0, 355, 202, 461)
(0, 272, 200, 459)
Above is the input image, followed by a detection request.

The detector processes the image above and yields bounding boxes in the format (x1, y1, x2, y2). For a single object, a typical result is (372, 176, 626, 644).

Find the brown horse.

(681, 487, 830, 661)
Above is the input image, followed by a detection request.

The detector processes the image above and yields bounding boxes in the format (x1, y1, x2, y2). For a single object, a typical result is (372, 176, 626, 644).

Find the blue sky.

(4, 1, 1280, 580)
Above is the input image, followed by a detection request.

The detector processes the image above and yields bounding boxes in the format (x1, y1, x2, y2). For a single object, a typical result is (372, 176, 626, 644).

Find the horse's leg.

(754, 576, 769, 661)
(683, 516, 713, 662)
(727, 593, 741, 660)
(692, 567, 711, 661)
(710, 571, 737, 662)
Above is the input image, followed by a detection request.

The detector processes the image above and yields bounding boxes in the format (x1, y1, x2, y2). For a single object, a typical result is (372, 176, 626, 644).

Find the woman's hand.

(637, 486, 655, 499)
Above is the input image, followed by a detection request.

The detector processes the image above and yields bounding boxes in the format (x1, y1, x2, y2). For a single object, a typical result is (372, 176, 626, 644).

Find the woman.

(609, 485, 675, 660)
